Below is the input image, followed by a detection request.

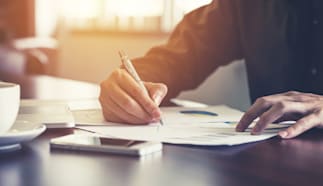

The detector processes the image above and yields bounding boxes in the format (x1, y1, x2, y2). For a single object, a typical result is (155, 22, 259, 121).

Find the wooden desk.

(0, 74, 323, 186)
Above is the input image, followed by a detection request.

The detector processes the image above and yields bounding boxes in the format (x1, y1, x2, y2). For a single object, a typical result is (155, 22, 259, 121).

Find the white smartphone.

(50, 134, 162, 156)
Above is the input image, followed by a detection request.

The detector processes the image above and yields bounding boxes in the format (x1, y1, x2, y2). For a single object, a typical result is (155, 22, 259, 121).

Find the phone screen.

(56, 135, 146, 147)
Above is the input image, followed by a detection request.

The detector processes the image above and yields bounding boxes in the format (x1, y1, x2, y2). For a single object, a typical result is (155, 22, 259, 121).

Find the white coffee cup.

(0, 82, 20, 135)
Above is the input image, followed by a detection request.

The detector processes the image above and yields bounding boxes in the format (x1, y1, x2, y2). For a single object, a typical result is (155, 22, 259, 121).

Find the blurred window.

(35, 0, 212, 36)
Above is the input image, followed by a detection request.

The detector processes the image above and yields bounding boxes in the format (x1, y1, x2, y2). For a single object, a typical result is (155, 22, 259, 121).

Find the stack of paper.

(18, 99, 75, 128)
(72, 103, 289, 146)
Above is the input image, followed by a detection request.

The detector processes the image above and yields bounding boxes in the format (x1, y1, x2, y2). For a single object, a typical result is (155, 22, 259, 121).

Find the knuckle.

(292, 123, 306, 132)
(143, 101, 156, 113)
(121, 99, 135, 109)
(256, 97, 264, 103)
(295, 117, 313, 130)
(313, 96, 321, 102)
(129, 86, 142, 97)
(304, 92, 317, 97)
(287, 125, 297, 134)
(110, 69, 119, 79)
(111, 69, 124, 80)
(142, 99, 155, 111)
(258, 115, 270, 124)
(276, 101, 288, 111)
(293, 95, 307, 102)
(286, 91, 300, 96)
(256, 97, 271, 107)
(100, 80, 111, 91)
(311, 95, 322, 102)
(141, 98, 150, 106)
(100, 82, 113, 97)
(256, 97, 266, 105)
(241, 112, 254, 122)
(101, 72, 121, 90)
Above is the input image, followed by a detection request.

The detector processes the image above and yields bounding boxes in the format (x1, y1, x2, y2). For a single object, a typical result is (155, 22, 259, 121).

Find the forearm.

(132, 0, 242, 105)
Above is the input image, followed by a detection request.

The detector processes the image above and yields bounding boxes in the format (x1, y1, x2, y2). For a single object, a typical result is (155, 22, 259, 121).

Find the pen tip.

(160, 119, 164, 126)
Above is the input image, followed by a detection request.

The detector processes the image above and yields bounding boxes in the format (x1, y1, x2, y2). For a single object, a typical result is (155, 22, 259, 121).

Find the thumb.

(144, 82, 168, 106)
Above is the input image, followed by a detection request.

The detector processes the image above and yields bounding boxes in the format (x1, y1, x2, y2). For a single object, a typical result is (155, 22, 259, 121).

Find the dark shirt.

(132, 0, 323, 105)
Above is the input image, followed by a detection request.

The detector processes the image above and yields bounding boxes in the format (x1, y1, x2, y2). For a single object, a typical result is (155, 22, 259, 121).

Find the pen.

(118, 50, 164, 126)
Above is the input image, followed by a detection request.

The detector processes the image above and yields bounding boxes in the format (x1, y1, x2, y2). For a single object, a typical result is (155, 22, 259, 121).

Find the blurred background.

(0, 0, 250, 110)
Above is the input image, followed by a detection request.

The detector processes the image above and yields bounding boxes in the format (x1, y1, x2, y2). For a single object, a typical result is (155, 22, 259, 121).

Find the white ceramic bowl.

(0, 82, 20, 135)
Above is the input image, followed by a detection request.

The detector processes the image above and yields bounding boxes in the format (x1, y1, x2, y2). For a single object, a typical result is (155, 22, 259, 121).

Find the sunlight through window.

(36, 0, 212, 36)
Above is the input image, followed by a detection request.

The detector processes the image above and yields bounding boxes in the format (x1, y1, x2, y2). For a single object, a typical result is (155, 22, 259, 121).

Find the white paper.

(72, 109, 124, 126)
(161, 105, 243, 126)
(18, 99, 104, 128)
(19, 99, 289, 146)
(72, 105, 243, 126)
(170, 98, 208, 107)
(75, 105, 290, 146)
(68, 99, 101, 111)
(77, 125, 284, 146)
(18, 99, 75, 128)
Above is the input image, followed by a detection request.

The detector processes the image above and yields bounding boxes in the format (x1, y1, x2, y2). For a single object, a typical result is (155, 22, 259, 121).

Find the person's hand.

(236, 91, 323, 139)
(99, 68, 167, 124)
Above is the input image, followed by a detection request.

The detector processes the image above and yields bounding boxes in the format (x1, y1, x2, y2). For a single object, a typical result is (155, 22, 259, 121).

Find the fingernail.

(251, 126, 260, 134)
(279, 131, 288, 138)
(151, 109, 161, 118)
(153, 92, 163, 105)
(235, 126, 244, 132)
(236, 120, 245, 131)
(151, 118, 160, 123)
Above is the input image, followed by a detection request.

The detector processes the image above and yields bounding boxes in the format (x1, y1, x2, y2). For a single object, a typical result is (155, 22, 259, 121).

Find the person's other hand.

(236, 91, 323, 139)
(99, 69, 167, 124)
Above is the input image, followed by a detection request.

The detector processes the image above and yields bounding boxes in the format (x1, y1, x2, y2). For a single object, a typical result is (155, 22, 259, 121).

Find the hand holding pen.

(99, 51, 167, 125)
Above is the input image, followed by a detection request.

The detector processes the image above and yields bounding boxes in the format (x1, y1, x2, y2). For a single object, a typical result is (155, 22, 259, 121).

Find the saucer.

(0, 120, 46, 152)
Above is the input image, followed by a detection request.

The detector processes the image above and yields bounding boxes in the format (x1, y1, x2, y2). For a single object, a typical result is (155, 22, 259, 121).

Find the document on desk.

(18, 99, 75, 128)
(71, 104, 243, 126)
(76, 105, 290, 146)
(78, 125, 285, 146)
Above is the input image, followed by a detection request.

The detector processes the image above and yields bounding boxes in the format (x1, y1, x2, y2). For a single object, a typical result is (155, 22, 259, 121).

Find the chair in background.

(0, 28, 58, 76)
(14, 37, 58, 75)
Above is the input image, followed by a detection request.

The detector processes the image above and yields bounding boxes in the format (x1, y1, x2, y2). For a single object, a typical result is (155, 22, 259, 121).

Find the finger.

(99, 93, 126, 123)
(236, 97, 273, 132)
(108, 83, 154, 123)
(274, 112, 304, 123)
(100, 79, 150, 123)
(251, 103, 286, 134)
(145, 82, 168, 106)
(117, 70, 161, 118)
(252, 101, 315, 134)
(101, 93, 148, 124)
(101, 105, 125, 123)
(279, 113, 320, 139)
